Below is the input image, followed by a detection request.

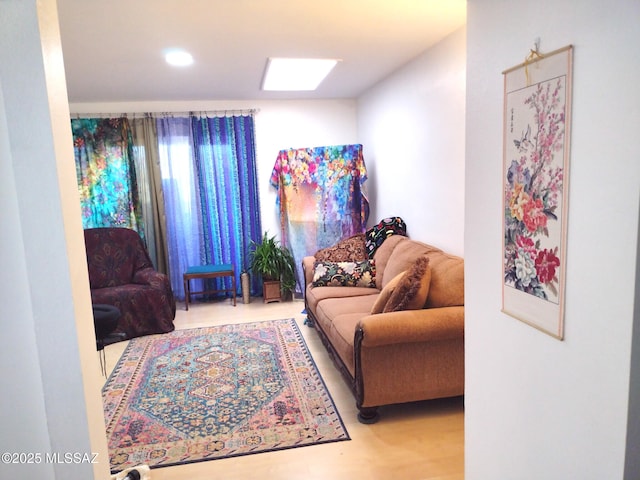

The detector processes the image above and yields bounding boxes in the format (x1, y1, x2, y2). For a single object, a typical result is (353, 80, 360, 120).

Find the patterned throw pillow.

(365, 217, 407, 258)
(312, 260, 376, 288)
(315, 233, 367, 262)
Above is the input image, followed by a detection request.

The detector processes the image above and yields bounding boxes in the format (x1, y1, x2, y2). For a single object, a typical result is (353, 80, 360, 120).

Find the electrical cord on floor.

(98, 338, 107, 377)
(110, 465, 150, 480)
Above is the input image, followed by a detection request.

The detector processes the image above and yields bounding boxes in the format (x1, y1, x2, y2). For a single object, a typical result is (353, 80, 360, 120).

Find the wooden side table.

(183, 264, 236, 310)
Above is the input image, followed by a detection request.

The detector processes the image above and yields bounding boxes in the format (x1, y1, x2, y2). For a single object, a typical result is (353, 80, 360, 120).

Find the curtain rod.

(71, 108, 259, 119)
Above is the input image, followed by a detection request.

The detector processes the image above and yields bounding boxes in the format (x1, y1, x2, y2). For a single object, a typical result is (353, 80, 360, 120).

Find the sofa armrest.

(302, 256, 316, 288)
(357, 306, 464, 348)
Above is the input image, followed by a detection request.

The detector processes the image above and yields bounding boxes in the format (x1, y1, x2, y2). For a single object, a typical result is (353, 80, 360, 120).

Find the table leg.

(232, 275, 237, 306)
(184, 277, 190, 311)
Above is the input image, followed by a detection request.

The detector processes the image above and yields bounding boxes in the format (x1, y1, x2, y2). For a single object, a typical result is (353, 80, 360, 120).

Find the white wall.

(628, 212, 640, 477)
(69, 99, 358, 240)
(465, 1, 640, 479)
(252, 100, 358, 237)
(0, 66, 54, 480)
(357, 28, 466, 255)
(0, 1, 109, 478)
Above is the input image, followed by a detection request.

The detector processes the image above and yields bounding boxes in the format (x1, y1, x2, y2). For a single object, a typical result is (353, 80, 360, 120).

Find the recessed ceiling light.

(165, 49, 194, 67)
(262, 57, 340, 91)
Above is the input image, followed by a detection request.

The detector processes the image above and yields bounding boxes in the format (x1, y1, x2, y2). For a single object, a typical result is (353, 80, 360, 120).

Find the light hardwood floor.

(102, 297, 464, 480)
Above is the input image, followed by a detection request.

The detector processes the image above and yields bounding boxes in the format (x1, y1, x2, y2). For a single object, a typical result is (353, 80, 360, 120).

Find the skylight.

(262, 58, 339, 91)
(165, 49, 194, 67)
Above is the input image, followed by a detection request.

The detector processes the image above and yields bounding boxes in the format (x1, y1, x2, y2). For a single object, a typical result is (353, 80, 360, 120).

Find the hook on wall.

(524, 37, 544, 86)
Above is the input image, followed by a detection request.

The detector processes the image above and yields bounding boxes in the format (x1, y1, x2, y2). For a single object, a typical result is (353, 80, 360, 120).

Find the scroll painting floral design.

(504, 77, 566, 303)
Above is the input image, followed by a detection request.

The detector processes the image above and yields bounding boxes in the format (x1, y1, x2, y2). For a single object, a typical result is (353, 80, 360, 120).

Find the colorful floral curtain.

(72, 118, 144, 235)
(270, 144, 369, 292)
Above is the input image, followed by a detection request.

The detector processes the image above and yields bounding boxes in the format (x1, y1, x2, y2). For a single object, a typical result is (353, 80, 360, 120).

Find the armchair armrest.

(133, 268, 168, 288)
(357, 306, 464, 348)
(133, 267, 176, 315)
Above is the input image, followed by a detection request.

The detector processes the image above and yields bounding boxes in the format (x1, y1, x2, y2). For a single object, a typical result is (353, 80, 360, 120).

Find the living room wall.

(465, 0, 640, 478)
(1, 1, 110, 477)
(69, 99, 358, 242)
(357, 28, 466, 256)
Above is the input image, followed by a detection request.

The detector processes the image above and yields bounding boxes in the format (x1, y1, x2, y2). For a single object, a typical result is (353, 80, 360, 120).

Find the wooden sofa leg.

(357, 407, 379, 424)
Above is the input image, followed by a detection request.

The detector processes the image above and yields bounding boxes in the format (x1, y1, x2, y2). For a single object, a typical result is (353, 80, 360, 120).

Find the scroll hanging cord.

(524, 48, 545, 86)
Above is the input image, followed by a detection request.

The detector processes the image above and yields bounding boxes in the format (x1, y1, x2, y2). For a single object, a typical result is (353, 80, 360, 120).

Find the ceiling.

(56, 0, 466, 103)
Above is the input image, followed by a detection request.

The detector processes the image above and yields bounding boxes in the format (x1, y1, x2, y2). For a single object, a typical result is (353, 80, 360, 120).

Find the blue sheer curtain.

(158, 115, 262, 300)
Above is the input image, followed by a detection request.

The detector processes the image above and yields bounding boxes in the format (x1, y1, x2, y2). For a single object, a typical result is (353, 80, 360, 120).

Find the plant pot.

(281, 289, 293, 302)
(262, 280, 281, 303)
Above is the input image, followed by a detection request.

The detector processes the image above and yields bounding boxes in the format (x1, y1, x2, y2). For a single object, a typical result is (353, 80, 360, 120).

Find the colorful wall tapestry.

(72, 117, 143, 234)
(270, 144, 369, 292)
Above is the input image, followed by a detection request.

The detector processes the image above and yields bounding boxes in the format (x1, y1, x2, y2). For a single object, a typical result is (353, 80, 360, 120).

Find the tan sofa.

(303, 234, 464, 423)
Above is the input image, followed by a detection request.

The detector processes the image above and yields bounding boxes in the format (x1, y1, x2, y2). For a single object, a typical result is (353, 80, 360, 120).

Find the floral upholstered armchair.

(83, 227, 176, 340)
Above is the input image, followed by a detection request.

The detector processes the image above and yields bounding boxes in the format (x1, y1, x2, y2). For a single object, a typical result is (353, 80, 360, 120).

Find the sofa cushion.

(314, 233, 367, 262)
(314, 295, 380, 376)
(319, 312, 363, 377)
(312, 260, 376, 288)
(382, 239, 438, 289)
(381, 256, 431, 313)
(316, 294, 379, 321)
(371, 235, 408, 289)
(424, 252, 464, 308)
(306, 284, 379, 313)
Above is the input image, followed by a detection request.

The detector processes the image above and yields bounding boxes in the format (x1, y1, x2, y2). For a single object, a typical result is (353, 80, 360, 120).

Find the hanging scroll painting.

(502, 45, 573, 340)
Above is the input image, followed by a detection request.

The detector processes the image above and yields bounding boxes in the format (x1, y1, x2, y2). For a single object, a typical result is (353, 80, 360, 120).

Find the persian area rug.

(103, 318, 349, 472)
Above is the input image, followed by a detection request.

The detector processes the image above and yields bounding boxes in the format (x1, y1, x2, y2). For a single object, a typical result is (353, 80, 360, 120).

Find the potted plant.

(249, 232, 296, 302)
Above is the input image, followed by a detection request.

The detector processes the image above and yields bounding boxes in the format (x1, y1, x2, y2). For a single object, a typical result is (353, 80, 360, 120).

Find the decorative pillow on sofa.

(365, 217, 407, 258)
(370, 256, 431, 314)
(315, 233, 367, 262)
(312, 260, 376, 288)
(370, 270, 405, 314)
